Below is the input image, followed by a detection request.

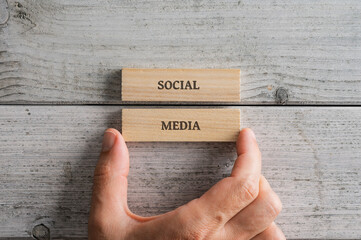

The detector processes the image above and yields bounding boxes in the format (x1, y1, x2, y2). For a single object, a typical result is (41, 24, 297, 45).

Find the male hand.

(89, 128, 285, 239)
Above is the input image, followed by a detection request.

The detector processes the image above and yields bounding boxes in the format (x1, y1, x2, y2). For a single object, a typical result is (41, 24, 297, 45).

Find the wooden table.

(1, 0, 360, 239)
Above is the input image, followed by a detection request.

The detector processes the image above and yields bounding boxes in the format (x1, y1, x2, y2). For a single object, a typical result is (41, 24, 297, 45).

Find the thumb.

(90, 128, 130, 217)
(231, 127, 262, 177)
(185, 128, 262, 228)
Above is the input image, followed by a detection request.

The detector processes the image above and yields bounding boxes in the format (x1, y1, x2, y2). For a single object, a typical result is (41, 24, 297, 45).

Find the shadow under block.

(121, 68, 241, 102)
(122, 109, 240, 142)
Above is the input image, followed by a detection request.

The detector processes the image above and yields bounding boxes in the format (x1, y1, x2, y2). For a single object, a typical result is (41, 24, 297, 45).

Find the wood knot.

(32, 224, 50, 240)
(275, 87, 288, 105)
(13, 2, 36, 27)
(0, 0, 10, 26)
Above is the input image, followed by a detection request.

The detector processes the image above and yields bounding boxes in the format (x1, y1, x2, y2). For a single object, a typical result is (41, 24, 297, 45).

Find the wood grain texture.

(122, 108, 240, 142)
(122, 68, 240, 102)
(0, 106, 360, 238)
(1, 0, 361, 104)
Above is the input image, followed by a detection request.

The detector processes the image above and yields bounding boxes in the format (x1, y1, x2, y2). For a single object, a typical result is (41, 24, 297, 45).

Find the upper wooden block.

(121, 68, 241, 102)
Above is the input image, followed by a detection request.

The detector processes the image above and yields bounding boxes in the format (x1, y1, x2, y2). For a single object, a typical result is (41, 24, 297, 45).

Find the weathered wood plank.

(1, 0, 361, 104)
(0, 106, 360, 238)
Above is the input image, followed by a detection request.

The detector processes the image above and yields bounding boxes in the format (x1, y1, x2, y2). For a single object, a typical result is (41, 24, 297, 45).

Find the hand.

(88, 128, 285, 240)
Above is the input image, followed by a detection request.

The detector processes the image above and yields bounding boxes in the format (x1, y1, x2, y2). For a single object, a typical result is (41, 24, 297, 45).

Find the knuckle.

(212, 211, 227, 226)
(238, 176, 259, 202)
(265, 194, 283, 218)
(91, 171, 112, 195)
(94, 162, 112, 178)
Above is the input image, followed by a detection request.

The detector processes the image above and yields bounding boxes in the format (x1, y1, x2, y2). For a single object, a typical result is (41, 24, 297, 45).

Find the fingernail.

(102, 130, 116, 152)
(244, 128, 256, 140)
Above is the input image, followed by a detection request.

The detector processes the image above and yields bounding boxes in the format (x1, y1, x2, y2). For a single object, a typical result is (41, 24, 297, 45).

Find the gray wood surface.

(1, 0, 361, 239)
(1, 0, 361, 104)
(0, 106, 360, 239)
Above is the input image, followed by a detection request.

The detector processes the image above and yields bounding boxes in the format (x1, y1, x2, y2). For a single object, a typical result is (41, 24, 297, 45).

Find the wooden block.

(122, 109, 240, 142)
(121, 68, 240, 102)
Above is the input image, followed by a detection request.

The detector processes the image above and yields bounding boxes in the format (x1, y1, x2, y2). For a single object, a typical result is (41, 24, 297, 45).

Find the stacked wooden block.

(121, 69, 241, 142)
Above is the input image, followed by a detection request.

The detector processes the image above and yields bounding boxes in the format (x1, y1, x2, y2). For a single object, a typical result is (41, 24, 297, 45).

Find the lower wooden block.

(122, 109, 240, 142)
